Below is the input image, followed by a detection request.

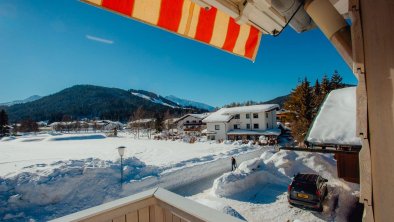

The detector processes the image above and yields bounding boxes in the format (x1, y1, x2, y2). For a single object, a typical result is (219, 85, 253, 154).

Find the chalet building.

(306, 87, 361, 183)
(203, 104, 280, 141)
(276, 109, 292, 125)
(174, 113, 210, 134)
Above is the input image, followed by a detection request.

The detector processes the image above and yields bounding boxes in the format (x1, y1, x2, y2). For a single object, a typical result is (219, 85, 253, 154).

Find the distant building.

(203, 104, 280, 141)
(174, 113, 210, 134)
(276, 108, 292, 125)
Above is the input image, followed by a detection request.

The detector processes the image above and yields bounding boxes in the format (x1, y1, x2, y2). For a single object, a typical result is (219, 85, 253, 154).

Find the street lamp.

(117, 146, 126, 184)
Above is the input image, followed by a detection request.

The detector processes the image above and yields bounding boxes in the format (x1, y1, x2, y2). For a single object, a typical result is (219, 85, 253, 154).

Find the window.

(246, 113, 250, 119)
(246, 124, 251, 129)
(186, 121, 190, 123)
(266, 112, 269, 118)
(253, 113, 258, 118)
(192, 120, 196, 123)
(266, 123, 269, 128)
(215, 125, 220, 130)
(254, 124, 259, 129)
(234, 124, 240, 129)
(234, 114, 240, 119)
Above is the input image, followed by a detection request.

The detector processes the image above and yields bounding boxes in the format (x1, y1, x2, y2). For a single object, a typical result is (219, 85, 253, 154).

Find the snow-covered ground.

(0, 132, 259, 221)
(0, 133, 360, 222)
(189, 149, 360, 222)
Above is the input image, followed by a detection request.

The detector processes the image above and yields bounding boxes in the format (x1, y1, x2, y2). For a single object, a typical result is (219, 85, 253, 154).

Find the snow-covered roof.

(203, 104, 279, 123)
(175, 113, 211, 123)
(307, 87, 361, 146)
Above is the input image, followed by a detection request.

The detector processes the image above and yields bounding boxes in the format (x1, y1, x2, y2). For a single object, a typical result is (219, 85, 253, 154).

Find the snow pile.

(211, 150, 360, 221)
(0, 157, 160, 221)
(307, 87, 361, 146)
(212, 152, 288, 199)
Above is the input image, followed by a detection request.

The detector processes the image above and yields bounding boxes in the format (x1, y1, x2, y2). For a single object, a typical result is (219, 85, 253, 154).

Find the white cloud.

(85, 35, 114, 44)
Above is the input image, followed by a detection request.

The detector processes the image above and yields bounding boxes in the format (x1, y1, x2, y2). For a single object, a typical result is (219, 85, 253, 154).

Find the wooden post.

(357, 0, 394, 221)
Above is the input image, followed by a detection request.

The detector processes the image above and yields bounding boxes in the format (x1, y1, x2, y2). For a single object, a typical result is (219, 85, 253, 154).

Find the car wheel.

(317, 202, 323, 212)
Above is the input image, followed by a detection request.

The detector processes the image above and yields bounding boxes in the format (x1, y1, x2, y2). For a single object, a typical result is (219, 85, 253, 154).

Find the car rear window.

(292, 182, 317, 193)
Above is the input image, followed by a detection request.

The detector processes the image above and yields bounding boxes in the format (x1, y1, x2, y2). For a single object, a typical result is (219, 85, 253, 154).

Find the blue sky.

(0, 0, 357, 107)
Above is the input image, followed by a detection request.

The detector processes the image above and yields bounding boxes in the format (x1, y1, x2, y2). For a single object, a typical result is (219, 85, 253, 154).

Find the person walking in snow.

(231, 157, 237, 171)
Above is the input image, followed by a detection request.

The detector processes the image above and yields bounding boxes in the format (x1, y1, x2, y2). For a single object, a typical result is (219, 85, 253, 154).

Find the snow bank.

(212, 154, 289, 199)
(0, 157, 159, 221)
(211, 150, 360, 221)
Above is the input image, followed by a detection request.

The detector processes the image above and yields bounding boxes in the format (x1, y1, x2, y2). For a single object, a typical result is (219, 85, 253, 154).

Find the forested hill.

(5, 85, 206, 123)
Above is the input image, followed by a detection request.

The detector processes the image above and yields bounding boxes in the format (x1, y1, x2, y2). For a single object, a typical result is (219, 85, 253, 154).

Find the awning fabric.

(82, 0, 262, 61)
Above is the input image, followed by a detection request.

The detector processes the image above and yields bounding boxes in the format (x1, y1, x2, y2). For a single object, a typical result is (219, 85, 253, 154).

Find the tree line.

(284, 71, 346, 144)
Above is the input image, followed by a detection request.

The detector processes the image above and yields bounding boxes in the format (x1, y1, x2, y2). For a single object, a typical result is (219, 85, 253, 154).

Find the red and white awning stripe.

(82, 0, 262, 60)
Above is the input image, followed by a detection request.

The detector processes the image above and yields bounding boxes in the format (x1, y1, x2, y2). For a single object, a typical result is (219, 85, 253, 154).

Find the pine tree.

(1, 112, 8, 135)
(154, 112, 164, 132)
(320, 74, 331, 96)
(312, 79, 321, 118)
(284, 78, 314, 143)
(330, 70, 345, 90)
(0, 109, 9, 136)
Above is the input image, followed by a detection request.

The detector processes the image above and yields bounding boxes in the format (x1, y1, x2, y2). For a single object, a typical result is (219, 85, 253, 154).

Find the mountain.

(165, 95, 215, 111)
(261, 94, 290, 108)
(0, 95, 42, 107)
(129, 89, 180, 108)
(5, 85, 206, 123)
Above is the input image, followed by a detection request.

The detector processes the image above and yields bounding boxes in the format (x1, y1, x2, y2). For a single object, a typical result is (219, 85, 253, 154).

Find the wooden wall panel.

(138, 207, 150, 222)
(113, 215, 126, 222)
(360, 0, 394, 221)
(126, 211, 138, 222)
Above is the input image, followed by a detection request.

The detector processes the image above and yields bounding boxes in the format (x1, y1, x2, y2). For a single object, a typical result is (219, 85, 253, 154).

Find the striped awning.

(82, 0, 262, 61)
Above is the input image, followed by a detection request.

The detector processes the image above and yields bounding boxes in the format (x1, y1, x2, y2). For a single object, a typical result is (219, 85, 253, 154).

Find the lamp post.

(117, 146, 126, 184)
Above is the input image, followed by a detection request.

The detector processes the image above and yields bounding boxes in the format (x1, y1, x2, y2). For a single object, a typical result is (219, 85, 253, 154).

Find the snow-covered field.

(0, 133, 259, 221)
(189, 149, 360, 222)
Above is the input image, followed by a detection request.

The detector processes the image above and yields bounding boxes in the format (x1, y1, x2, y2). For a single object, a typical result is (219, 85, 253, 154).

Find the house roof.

(306, 87, 362, 146)
(203, 104, 279, 123)
(174, 113, 211, 123)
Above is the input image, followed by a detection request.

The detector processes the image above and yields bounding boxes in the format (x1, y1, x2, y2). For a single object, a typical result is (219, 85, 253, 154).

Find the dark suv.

(287, 173, 328, 211)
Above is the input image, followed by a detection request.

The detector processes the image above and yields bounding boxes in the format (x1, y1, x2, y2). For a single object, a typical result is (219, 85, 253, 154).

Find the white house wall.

(206, 122, 228, 140)
(206, 109, 277, 141)
(227, 111, 269, 131)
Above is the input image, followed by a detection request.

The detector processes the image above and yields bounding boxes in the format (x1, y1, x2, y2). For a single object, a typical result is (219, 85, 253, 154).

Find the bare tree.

(19, 118, 39, 133)
(130, 107, 145, 139)
(164, 110, 174, 139)
(81, 122, 89, 132)
(92, 121, 98, 132)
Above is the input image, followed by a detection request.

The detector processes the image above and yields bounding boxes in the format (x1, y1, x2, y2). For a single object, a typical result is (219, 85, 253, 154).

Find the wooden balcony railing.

(50, 188, 244, 222)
